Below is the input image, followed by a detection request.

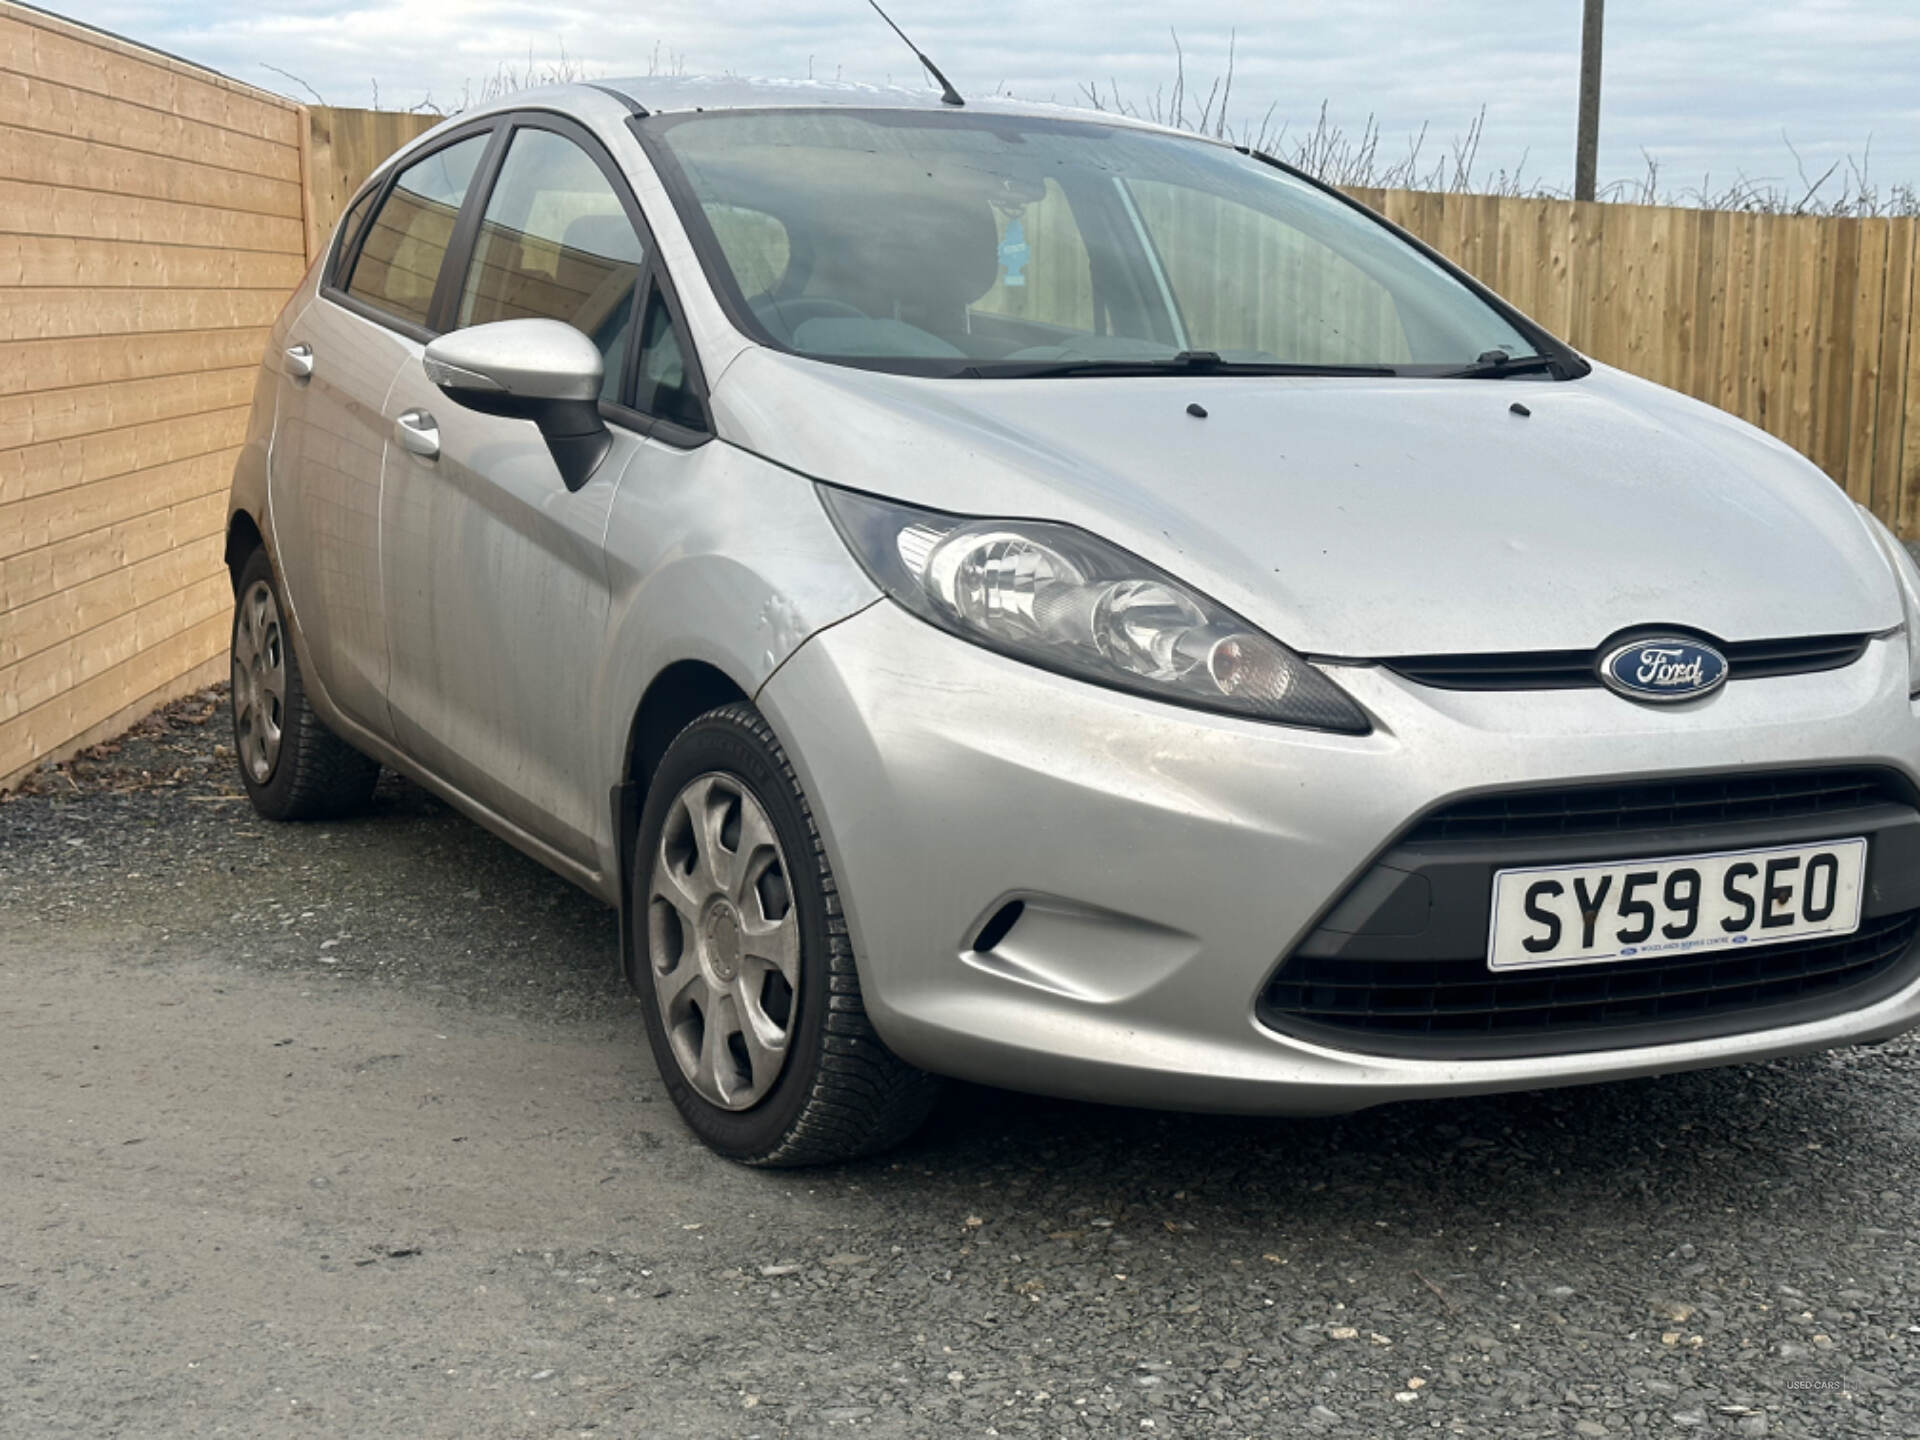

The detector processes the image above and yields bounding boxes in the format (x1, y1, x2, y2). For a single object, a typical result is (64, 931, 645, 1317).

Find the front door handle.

(395, 408, 440, 460)
(284, 343, 314, 379)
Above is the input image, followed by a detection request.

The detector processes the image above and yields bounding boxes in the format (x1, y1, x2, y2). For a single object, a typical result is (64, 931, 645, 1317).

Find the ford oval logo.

(1598, 636, 1729, 703)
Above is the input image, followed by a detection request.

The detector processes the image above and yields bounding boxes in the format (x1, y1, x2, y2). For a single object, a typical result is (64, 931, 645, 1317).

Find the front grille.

(1262, 910, 1920, 1056)
(1383, 633, 1869, 691)
(1406, 768, 1907, 846)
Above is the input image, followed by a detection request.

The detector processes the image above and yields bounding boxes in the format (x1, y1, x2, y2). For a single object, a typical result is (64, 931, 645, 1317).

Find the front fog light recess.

(823, 487, 1369, 732)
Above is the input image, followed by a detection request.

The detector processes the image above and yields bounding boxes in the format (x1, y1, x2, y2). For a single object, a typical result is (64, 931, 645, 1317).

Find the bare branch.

(1169, 27, 1184, 130)
(259, 62, 324, 106)
(1218, 29, 1235, 140)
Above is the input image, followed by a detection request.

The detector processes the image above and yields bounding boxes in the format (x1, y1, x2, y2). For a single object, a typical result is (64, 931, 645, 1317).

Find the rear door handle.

(395, 408, 440, 460)
(284, 343, 314, 379)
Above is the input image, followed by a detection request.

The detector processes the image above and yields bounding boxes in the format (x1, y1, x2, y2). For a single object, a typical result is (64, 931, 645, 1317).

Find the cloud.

(55, 0, 1920, 196)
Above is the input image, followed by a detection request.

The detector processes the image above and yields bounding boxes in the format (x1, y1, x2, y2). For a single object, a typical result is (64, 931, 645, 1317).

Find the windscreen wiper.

(966, 351, 1401, 380)
(1443, 349, 1565, 380)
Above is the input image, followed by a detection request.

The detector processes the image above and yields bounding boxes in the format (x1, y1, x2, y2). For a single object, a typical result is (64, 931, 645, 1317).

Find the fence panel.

(304, 106, 441, 252)
(0, 1, 308, 784)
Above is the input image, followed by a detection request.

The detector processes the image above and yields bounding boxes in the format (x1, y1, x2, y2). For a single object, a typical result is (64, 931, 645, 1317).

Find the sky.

(53, 0, 1920, 203)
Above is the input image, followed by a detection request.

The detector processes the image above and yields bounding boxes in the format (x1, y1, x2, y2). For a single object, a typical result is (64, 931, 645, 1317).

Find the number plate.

(1487, 838, 1867, 972)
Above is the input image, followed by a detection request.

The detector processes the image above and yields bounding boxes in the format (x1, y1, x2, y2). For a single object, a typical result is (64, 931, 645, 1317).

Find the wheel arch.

(610, 657, 753, 989)
(622, 659, 752, 793)
(225, 509, 266, 592)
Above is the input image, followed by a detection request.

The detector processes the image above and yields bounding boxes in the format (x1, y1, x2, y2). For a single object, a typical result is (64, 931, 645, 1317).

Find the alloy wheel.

(646, 772, 801, 1110)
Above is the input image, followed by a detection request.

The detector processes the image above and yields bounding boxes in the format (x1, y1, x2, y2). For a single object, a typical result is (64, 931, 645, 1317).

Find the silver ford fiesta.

(226, 77, 1920, 1165)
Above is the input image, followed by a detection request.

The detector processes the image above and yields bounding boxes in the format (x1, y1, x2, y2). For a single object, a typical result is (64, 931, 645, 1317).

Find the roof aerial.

(865, 0, 964, 107)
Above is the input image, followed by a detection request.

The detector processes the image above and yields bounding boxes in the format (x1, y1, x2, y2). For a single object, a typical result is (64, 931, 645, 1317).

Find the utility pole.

(1575, 0, 1604, 201)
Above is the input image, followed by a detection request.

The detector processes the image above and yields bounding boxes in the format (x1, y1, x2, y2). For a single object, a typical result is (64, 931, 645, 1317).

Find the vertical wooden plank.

(1814, 217, 1861, 487)
(1476, 192, 1502, 295)
(1722, 212, 1753, 421)
(1890, 219, 1920, 536)
(1841, 218, 1890, 504)
(1539, 196, 1574, 341)
(1581, 200, 1618, 364)
(1448, 193, 1480, 281)
(1870, 219, 1915, 525)
(1788, 216, 1830, 474)
(295, 102, 319, 264)
(1410, 189, 1444, 257)
(1758, 213, 1792, 440)
(1624, 205, 1666, 383)
(1690, 206, 1723, 405)
(1494, 195, 1535, 324)
(306, 105, 336, 247)
(1668, 206, 1703, 398)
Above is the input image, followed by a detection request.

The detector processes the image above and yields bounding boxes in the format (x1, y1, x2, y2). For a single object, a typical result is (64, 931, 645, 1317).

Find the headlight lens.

(820, 486, 1370, 733)
(1858, 505, 1920, 697)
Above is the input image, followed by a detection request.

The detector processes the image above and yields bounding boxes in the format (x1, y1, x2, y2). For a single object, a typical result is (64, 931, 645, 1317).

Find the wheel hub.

(702, 899, 744, 983)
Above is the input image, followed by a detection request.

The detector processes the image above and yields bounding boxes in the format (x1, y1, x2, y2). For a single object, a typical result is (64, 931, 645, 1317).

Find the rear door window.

(344, 133, 490, 329)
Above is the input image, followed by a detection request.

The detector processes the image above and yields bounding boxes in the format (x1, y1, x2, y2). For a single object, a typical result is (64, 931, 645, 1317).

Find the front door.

(378, 121, 651, 864)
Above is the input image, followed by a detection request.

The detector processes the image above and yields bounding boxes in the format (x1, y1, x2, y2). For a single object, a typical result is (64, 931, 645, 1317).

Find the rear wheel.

(635, 702, 940, 1165)
(230, 546, 379, 821)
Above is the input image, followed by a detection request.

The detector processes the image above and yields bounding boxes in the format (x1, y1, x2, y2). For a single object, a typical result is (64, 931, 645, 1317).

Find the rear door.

(267, 127, 495, 735)
(377, 116, 661, 863)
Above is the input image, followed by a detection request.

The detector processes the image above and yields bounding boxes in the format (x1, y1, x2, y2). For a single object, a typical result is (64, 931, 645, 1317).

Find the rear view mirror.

(424, 319, 610, 491)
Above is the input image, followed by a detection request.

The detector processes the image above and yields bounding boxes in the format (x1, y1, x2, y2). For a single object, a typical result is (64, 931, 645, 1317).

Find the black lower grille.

(1262, 911, 1920, 1057)
(1407, 768, 1908, 846)
(1383, 633, 1869, 691)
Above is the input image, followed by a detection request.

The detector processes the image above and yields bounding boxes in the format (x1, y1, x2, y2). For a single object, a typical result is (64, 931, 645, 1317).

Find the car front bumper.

(756, 601, 1920, 1114)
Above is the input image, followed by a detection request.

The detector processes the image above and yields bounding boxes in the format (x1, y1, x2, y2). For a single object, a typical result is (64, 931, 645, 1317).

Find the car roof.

(593, 74, 1222, 145)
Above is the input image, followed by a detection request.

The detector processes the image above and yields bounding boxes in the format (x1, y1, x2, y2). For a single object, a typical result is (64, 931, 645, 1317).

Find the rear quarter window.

(329, 186, 378, 286)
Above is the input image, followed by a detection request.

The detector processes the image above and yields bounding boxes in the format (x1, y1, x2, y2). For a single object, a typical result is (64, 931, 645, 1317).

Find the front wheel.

(635, 703, 940, 1166)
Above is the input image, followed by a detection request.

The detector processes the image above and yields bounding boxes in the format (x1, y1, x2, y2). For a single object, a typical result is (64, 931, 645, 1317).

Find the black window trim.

(625, 269, 712, 447)
(321, 117, 506, 345)
(326, 184, 381, 292)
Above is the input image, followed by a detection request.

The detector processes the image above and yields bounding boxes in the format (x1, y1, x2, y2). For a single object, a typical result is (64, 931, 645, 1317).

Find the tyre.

(230, 546, 379, 821)
(635, 702, 940, 1165)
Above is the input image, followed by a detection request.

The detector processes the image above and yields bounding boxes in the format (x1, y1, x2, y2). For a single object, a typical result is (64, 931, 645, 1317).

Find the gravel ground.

(4, 690, 1920, 1439)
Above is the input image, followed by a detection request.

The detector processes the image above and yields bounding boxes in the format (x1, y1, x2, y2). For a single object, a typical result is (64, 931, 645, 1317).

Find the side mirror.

(423, 319, 611, 491)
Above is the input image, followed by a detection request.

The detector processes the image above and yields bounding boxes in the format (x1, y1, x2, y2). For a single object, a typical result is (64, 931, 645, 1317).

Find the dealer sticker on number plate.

(1486, 837, 1867, 972)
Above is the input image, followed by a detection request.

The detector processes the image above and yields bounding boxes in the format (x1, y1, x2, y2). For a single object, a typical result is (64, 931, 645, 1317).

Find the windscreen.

(645, 108, 1536, 376)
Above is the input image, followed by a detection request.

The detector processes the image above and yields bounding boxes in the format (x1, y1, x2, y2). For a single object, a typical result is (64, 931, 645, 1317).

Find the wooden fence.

(1348, 190, 1920, 533)
(2, 66, 1918, 785)
(0, 1, 309, 786)
(303, 106, 439, 259)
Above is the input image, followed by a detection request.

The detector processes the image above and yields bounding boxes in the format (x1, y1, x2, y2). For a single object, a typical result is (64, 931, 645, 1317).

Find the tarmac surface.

(3, 689, 1918, 1438)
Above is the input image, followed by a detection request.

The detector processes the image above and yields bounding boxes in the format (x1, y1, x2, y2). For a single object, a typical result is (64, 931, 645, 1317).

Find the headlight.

(1858, 505, 1920, 697)
(819, 486, 1370, 733)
